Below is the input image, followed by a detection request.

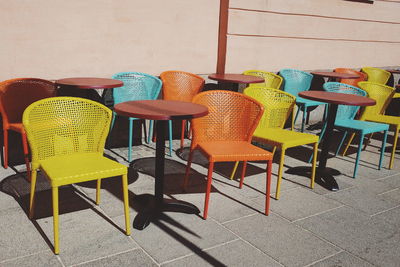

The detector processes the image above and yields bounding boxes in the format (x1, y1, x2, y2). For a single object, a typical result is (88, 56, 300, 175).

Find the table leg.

(133, 120, 200, 230)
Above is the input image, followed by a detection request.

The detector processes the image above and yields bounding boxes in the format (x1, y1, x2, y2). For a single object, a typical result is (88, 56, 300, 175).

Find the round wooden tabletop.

(55, 77, 123, 89)
(114, 100, 209, 121)
(311, 72, 359, 79)
(387, 69, 400, 74)
(299, 91, 376, 106)
(208, 74, 264, 84)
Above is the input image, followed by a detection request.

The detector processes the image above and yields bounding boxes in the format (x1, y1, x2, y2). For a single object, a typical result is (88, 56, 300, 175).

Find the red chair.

(183, 90, 273, 219)
(0, 78, 56, 177)
(334, 68, 367, 88)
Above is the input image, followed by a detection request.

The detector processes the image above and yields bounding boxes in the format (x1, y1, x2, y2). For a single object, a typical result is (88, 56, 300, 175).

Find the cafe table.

(114, 100, 208, 230)
(311, 71, 359, 82)
(208, 73, 264, 92)
(55, 77, 123, 106)
(296, 91, 375, 191)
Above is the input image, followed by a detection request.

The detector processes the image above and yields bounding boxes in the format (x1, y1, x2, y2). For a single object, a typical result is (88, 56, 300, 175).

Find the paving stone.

(378, 173, 400, 188)
(371, 206, 400, 228)
(224, 213, 340, 267)
(162, 239, 281, 267)
(309, 251, 374, 267)
(0, 250, 62, 267)
(75, 248, 157, 267)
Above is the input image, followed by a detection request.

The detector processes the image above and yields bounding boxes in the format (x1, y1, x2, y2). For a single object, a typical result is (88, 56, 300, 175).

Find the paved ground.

(1, 117, 399, 267)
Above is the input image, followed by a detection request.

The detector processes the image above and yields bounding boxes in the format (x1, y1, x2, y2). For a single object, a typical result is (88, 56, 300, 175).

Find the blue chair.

(111, 72, 173, 161)
(314, 82, 388, 178)
(280, 69, 327, 132)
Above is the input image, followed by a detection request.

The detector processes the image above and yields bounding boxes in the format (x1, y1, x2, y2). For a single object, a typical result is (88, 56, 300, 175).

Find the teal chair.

(111, 72, 173, 160)
(279, 69, 327, 132)
(313, 82, 388, 178)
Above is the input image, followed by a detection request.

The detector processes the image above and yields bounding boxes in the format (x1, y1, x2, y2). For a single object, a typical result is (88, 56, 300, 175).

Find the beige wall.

(0, 0, 219, 80)
(226, 0, 400, 72)
(1, 0, 399, 81)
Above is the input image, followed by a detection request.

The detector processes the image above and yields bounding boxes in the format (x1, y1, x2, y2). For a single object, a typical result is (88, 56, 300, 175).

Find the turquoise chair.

(280, 69, 327, 132)
(313, 82, 388, 178)
(112, 72, 173, 160)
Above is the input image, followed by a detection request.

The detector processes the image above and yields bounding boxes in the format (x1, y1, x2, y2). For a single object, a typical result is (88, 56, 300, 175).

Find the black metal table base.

(133, 194, 200, 230)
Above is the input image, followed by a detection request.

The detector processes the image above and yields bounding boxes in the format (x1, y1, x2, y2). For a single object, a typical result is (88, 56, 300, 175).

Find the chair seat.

(296, 97, 326, 107)
(197, 141, 272, 162)
(335, 119, 389, 134)
(363, 114, 400, 127)
(253, 128, 318, 148)
(40, 153, 127, 187)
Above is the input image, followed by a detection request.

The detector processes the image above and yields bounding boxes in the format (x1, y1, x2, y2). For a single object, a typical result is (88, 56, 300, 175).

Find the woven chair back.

(361, 67, 391, 85)
(358, 81, 395, 118)
(334, 68, 367, 88)
(243, 70, 283, 89)
(279, 69, 313, 97)
(160, 71, 204, 102)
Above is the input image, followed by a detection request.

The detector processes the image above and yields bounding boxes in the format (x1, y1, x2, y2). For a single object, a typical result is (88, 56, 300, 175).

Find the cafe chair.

(111, 72, 171, 159)
(230, 87, 318, 199)
(334, 68, 367, 88)
(342, 82, 397, 169)
(23, 97, 131, 254)
(160, 71, 204, 150)
(243, 70, 283, 90)
(183, 90, 273, 219)
(0, 78, 56, 179)
(279, 69, 326, 132)
(321, 82, 388, 178)
(361, 67, 391, 85)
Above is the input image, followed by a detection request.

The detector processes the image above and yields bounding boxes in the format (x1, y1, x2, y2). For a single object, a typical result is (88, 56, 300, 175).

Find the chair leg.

(309, 123, 327, 163)
(3, 129, 8, 168)
(110, 112, 116, 130)
(335, 131, 348, 156)
(21, 131, 31, 181)
(342, 133, 356, 156)
(168, 120, 173, 156)
(147, 120, 154, 144)
(294, 105, 300, 129)
(29, 170, 38, 219)
(353, 134, 364, 178)
(96, 179, 101, 205)
(183, 149, 194, 189)
(275, 148, 285, 200)
(311, 143, 318, 189)
(142, 120, 148, 145)
(121, 174, 131, 236)
(301, 106, 307, 132)
(188, 121, 193, 139)
(128, 119, 133, 162)
(203, 161, 214, 220)
(239, 161, 247, 188)
(265, 159, 272, 215)
(379, 130, 388, 170)
(230, 161, 239, 180)
(363, 133, 373, 151)
(291, 108, 295, 131)
(389, 128, 399, 169)
(52, 186, 60, 254)
(180, 120, 186, 150)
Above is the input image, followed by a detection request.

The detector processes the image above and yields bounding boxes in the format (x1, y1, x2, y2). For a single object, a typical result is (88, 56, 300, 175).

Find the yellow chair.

(342, 82, 396, 168)
(230, 87, 318, 199)
(361, 67, 391, 85)
(23, 97, 131, 254)
(243, 70, 283, 90)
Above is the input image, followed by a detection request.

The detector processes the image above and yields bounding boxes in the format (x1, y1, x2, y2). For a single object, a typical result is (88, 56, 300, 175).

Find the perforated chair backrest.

(334, 68, 367, 88)
(244, 87, 295, 131)
(112, 72, 162, 105)
(23, 97, 112, 167)
(160, 71, 204, 101)
(361, 67, 391, 85)
(323, 82, 366, 121)
(0, 78, 56, 124)
(358, 81, 395, 118)
(279, 69, 313, 97)
(191, 90, 263, 148)
(243, 70, 283, 89)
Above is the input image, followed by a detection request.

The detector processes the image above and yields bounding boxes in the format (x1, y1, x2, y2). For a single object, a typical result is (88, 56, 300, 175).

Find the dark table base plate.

(286, 166, 340, 191)
(133, 194, 201, 230)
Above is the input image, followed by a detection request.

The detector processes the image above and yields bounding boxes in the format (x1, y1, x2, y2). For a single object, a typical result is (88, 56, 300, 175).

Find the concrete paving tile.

(0, 208, 48, 262)
(75, 248, 157, 267)
(0, 191, 20, 212)
(223, 213, 340, 267)
(36, 209, 137, 266)
(378, 173, 400, 188)
(371, 206, 400, 228)
(325, 187, 400, 215)
(309, 251, 374, 267)
(295, 206, 400, 266)
(332, 176, 395, 195)
(162, 239, 282, 267)
(252, 187, 342, 222)
(379, 188, 400, 202)
(114, 212, 237, 264)
(0, 250, 62, 267)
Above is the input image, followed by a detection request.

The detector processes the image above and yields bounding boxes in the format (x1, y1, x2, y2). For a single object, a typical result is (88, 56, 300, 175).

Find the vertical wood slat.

(216, 0, 229, 74)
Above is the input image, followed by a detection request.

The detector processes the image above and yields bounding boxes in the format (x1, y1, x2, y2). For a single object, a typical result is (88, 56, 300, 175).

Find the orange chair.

(183, 90, 273, 219)
(334, 68, 367, 88)
(0, 78, 56, 176)
(160, 71, 204, 150)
